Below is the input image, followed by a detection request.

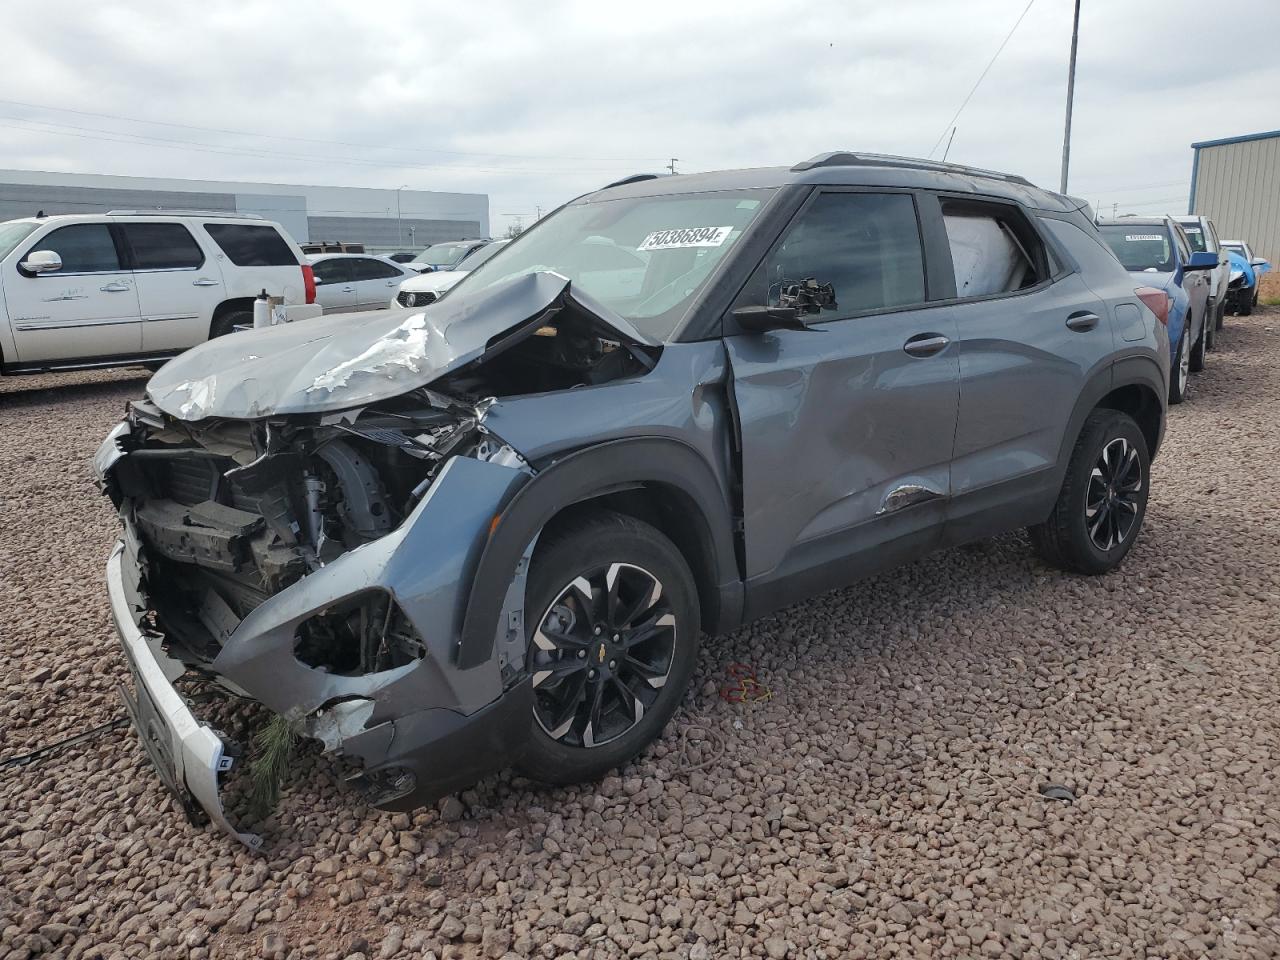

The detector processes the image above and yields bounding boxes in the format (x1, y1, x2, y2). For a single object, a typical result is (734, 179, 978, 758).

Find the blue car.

(1098, 216, 1217, 404)
(1221, 240, 1271, 316)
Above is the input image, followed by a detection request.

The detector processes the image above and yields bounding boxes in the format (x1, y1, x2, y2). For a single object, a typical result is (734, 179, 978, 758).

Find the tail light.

(301, 264, 317, 304)
(1135, 286, 1170, 326)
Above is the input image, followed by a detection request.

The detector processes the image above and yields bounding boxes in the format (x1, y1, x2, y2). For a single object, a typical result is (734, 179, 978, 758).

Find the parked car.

(1097, 216, 1215, 403)
(96, 152, 1169, 847)
(301, 240, 365, 255)
(1175, 215, 1229, 339)
(308, 253, 416, 313)
(394, 239, 510, 307)
(0, 211, 315, 375)
(1221, 240, 1271, 315)
(406, 238, 492, 273)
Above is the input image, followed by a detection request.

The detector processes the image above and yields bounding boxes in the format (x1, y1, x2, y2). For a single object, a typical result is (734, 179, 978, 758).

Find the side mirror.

(732, 304, 808, 333)
(1185, 251, 1218, 271)
(20, 250, 62, 274)
(1250, 257, 1270, 270)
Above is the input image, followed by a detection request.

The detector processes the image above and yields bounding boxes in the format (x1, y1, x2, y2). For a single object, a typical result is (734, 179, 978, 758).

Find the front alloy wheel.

(1085, 437, 1143, 552)
(517, 512, 699, 785)
(531, 562, 676, 748)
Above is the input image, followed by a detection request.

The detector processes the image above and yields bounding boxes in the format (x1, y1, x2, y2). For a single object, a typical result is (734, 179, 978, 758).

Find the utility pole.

(667, 158, 679, 175)
(1059, 0, 1081, 194)
(396, 184, 409, 247)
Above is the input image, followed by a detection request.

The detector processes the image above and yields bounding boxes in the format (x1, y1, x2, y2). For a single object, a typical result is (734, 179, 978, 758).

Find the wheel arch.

(210, 297, 255, 338)
(456, 437, 742, 669)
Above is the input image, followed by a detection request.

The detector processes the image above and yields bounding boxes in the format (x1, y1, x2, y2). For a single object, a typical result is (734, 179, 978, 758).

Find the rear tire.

(1029, 409, 1150, 575)
(1204, 303, 1217, 351)
(516, 512, 700, 785)
(210, 308, 252, 339)
(1215, 297, 1226, 330)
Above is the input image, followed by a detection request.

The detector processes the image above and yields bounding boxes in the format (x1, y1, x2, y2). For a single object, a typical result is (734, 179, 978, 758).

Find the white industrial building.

(0, 169, 489, 254)
(1188, 130, 1280, 263)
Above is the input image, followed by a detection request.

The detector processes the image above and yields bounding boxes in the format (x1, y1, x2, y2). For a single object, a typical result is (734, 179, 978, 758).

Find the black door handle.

(1065, 311, 1100, 331)
(902, 333, 950, 357)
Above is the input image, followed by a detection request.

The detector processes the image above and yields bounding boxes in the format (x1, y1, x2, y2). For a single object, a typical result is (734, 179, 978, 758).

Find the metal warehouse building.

(0, 169, 489, 253)
(1188, 130, 1280, 263)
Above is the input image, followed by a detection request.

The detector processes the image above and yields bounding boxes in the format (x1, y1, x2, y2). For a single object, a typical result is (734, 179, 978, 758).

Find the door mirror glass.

(1250, 257, 1270, 269)
(20, 250, 63, 274)
(1185, 251, 1218, 271)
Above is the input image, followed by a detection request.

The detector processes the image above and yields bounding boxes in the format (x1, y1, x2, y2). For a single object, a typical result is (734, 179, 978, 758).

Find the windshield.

(449, 187, 777, 341)
(1099, 224, 1174, 272)
(1224, 243, 1247, 257)
(1179, 222, 1208, 253)
(0, 221, 38, 261)
(412, 241, 480, 268)
(457, 240, 507, 270)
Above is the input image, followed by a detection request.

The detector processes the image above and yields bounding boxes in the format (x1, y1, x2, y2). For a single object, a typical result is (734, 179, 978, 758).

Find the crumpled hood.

(147, 272, 640, 421)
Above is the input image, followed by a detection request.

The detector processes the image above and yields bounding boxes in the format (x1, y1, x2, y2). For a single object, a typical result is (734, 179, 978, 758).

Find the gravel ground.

(2, 313, 1279, 960)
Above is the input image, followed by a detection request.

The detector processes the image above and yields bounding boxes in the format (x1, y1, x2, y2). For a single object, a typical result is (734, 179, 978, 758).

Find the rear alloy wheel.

(1029, 409, 1150, 575)
(1168, 329, 1191, 405)
(518, 512, 698, 784)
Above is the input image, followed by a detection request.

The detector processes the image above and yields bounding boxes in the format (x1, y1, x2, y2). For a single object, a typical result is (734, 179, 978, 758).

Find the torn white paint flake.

(306, 313, 433, 394)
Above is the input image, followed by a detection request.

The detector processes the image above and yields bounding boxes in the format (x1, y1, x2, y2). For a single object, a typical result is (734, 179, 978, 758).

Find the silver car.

(96, 152, 1169, 847)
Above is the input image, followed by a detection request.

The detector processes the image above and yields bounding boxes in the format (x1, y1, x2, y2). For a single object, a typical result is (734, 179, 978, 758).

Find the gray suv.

(95, 152, 1170, 846)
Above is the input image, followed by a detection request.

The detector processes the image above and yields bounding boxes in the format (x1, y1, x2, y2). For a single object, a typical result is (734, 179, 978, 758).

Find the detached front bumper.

(107, 535, 264, 849)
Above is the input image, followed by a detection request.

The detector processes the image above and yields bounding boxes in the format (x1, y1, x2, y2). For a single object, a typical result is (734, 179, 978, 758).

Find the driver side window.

(759, 192, 926, 319)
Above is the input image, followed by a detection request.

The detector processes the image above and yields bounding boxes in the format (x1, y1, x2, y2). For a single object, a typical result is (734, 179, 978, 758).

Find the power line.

(927, 0, 1038, 158)
(0, 97, 664, 165)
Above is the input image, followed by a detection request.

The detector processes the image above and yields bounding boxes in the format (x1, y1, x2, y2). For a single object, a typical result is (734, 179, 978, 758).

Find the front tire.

(1239, 291, 1254, 316)
(1029, 409, 1150, 575)
(517, 512, 700, 785)
(1190, 312, 1207, 372)
(1168, 329, 1191, 404)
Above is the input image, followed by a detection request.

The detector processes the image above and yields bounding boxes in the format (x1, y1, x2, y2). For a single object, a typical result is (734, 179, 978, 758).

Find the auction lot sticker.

(1124, 235, 1164, 242)
(638, 226, 733, 251)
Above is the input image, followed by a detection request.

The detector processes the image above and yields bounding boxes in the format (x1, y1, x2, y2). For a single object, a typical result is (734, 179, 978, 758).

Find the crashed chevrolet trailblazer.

(96, 154, 1168, 847)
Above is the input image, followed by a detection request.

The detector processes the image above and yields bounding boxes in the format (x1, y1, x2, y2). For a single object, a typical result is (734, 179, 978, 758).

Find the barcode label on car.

(1125, 235, 1163, 242)
(638, 226, 733, 251)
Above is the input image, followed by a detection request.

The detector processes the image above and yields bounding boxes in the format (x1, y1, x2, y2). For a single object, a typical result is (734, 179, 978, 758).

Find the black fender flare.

(1052, 355, 1166, 489)
(456, 436, 740, 669)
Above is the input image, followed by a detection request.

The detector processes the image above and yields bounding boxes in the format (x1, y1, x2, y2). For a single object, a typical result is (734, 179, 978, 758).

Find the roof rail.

(599, 173, 662, 190)
(105, 209, 264, 219)
(791, 151, 1034, 188)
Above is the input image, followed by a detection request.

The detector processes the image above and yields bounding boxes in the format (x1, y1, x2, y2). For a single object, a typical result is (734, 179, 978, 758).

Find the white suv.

(0, 211, 317, 374)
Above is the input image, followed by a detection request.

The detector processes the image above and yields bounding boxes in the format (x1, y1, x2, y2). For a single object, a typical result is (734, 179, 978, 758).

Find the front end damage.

(94, 274, 662, 848)
(97, 398, 533, 846)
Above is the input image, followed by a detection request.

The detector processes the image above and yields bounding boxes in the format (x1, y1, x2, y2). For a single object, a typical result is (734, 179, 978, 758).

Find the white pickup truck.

(0, 210, 319, 374)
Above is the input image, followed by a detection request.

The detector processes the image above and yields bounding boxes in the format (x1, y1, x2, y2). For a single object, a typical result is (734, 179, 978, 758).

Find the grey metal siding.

(1191, 134, 1280, 263)
(0, 182, 237, 222)
(305, 216, 485, 248)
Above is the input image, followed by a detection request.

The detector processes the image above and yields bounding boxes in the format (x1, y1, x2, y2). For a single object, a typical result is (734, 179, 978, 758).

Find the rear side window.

(350, 258, 403, 281)
(760, 192, 926, 318)
(940, 199, 1049, 299)
(203, 223, 298, 266)
(311, 259, 352, 285)
(123, 223, 204, 269)
(25, 224, 121, 273)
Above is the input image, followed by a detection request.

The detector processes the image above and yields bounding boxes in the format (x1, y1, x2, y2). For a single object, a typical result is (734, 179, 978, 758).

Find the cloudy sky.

(3, 0, 1276, 236)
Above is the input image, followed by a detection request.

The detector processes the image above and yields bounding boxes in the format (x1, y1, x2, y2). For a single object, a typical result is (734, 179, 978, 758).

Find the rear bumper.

(107, 537, 263, 849)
